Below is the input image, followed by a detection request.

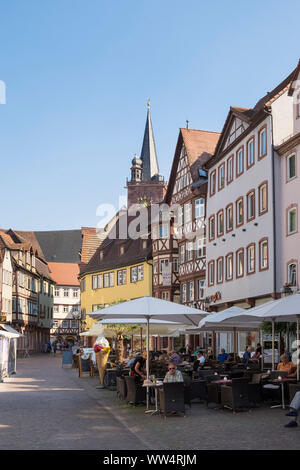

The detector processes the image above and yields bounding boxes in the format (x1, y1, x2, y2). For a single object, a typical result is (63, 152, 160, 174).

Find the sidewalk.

(0, 354, 299, 450)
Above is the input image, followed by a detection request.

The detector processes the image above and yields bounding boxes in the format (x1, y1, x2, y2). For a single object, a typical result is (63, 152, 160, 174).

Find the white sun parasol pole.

(146, 315, 150, 410)
(297, 316, 299, 382)
(272, 318, 275, 372)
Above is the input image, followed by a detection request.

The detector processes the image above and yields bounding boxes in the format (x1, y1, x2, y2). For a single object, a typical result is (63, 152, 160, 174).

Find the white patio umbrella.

(240, 294, 300, 377)
(88, 296, 208, 409)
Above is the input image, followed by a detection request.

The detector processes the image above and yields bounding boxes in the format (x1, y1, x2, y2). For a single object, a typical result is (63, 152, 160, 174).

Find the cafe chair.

(247, 373, 265, 406)
(221, 377, 251, 411)
(78, 355, 94, 378)
(125, 376, 146, 405)
(206, 382, 220, 406)
(159, 383, 185, 417)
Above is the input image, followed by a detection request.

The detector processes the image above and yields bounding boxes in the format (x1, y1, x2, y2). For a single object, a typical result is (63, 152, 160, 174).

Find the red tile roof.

(81, 227, 103, 265)
(48, 262, 80, 286)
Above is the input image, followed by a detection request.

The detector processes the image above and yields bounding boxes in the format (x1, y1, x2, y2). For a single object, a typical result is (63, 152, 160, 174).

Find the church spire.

(140, 100, 160, 181)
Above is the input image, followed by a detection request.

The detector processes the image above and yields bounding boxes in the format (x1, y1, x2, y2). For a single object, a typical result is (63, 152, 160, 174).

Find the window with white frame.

(195, 198, 205, 219)
(259, 239, 268, 270)
(160, 259, 169, 273)
(259, 183, 268, 214)
(80, 278, 86, 292)
(63, 288, 69, 297)
(177, 206, 183, 227)
(288, 263, 297, 286)
(187, 281, 194, 301)
(236, 198, 244, 226)
(130, 265, 143, 282)
(196, 237, 206, 258)
(247, 191, 255, 221)
(227, 155, 234, 183)
(179, 245, 185, 264)
(217, 210, 224, 236)
(288, 207, 297, 235)
(237, 147, 244, 176)
(208, 261, 214, 286)
(259, 127, 267, 158)
(247, 244, 255, 274)
(184, 203, 192, 223)
(210, 171, 216, 195)
(55, 287, 60, 297)
(247, 138, 254, 167)
(104, 272, 115, 287)
(197, 279, 205, 299)
(53, 305, 59, 313)
(186, 241, 193, 261)
(236, 249, 244, 277)
(173, 258, 178, 273)
(62, 320, 68, 328)
(217, 258, 223, 283)
(226, 254, 233, 280)
(226, 204, 233, 232)
(288, 154, 296, 180)
(63, 306, 69, 313)
(161, 291, 169, 300)
(209, 216, 215, 240)
(159, 223, 169, 238)
(218, 163, 225, 189)
(73, 289, 79, 297)
(181, 283, 187, 303)
(117, 269, 127, 285)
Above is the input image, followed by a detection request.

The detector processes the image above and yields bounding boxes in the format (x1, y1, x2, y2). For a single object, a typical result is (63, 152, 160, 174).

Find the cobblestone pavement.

(0, 354, 299, 450)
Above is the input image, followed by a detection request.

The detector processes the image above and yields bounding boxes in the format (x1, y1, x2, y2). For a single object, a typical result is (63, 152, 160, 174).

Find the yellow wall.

(80, 261, 152, 330)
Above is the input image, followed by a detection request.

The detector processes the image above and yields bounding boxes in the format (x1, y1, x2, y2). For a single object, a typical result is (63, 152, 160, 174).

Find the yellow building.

(79, 221, 153, 330)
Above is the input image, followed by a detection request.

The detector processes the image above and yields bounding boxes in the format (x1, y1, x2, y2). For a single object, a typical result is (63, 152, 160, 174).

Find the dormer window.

(119, 245, 125, 256)
(100, 251, 104, 261)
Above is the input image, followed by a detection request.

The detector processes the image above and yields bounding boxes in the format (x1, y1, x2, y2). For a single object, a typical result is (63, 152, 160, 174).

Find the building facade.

(0, 230, 55, 353)
(48, 262, 81, 345)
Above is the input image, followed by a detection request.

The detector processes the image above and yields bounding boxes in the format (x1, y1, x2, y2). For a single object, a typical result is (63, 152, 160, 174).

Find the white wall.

(206, 116, 275, 306)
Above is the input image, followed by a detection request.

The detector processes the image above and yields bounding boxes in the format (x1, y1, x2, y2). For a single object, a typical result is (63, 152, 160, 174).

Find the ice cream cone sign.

(94, 335, 110, 386)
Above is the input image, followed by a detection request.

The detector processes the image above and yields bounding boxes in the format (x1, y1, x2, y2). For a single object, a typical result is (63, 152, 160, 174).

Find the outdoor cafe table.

(143, 382, 163, 415)
(269, 378, 297, 410)
(214, 379, 232, 384)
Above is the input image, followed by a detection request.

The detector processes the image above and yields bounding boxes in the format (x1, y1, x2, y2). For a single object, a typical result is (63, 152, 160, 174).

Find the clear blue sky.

(0, 0, 299, 230)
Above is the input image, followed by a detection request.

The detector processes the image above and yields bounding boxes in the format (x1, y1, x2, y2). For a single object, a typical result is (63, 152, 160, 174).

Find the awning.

(0, 325, 24, 337)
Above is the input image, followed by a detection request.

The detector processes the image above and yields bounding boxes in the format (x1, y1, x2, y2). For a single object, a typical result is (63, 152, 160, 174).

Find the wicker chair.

(159, 382, 185, 416)
(206, 382, 219, 406)
(221, 377, 251, 411)
(124, 376, 146, 405)
(116, 376, 127, 400)
(247, 373, 265, 406)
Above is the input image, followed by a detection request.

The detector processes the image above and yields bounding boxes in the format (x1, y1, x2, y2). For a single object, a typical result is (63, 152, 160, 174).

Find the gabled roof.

(80, 211, 152, 276)
(165, 128, 220, 203)
(288, 59, 300, 96)
(35, 257, 54, 282)
(35, 230, 82, 263)
(14, 230, 46, 261)
(207, 63, 298, 168)
(48, 262, 80, 286)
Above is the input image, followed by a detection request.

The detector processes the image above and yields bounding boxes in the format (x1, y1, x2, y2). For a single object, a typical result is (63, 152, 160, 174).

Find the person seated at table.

(130, 351, 147, 382)
(218, 348, 228, 363)
(225, 353, 235, 363)
(277, 354, 296, 375)
(158, 350, 168, 362)
(169, 350, 181, 364)
(242, 346, 252, 364)
(193, 351, 206, 371)
(252, 344, 262, 363)
(284, 347, 292, 362)
(163, 362, 184, 383)
(284, 391, 300, 428)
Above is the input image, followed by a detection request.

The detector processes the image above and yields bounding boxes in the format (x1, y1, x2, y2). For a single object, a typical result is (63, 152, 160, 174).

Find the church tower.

(126, 101, 167, 208)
